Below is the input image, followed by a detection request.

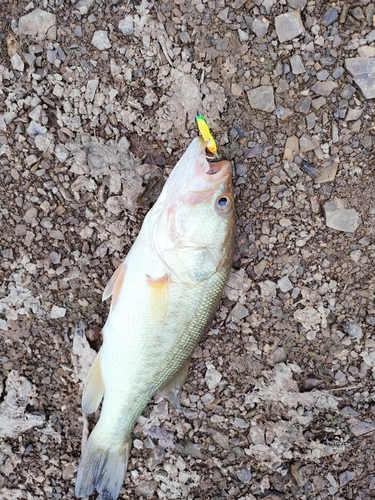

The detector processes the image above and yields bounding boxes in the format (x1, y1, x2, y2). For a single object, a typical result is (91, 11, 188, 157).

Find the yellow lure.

(196, 114, 218, 156)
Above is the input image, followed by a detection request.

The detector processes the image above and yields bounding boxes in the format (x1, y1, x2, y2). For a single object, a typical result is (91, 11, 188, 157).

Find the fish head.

(150, 137, 235, 283)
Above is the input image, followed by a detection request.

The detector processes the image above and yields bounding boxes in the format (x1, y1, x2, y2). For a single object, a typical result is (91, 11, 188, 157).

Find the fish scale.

(75, 137, 235, 500)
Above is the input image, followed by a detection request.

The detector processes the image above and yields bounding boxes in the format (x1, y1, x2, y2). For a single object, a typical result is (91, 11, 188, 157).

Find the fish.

(75, 136, 235, 500)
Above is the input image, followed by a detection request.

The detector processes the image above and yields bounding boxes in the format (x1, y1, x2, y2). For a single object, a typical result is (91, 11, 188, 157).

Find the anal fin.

(82, 350, 104, 414)
(158, 359, 190, 410)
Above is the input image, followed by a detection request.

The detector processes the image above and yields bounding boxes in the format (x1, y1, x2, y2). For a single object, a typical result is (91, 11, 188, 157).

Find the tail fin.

(75, 425, 131, 500)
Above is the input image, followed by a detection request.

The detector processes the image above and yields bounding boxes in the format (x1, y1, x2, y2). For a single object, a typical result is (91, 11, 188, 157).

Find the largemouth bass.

(75, 136, 235, 499)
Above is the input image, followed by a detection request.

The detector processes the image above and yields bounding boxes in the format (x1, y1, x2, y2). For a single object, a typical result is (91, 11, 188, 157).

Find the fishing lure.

(196, 114, 218, 157)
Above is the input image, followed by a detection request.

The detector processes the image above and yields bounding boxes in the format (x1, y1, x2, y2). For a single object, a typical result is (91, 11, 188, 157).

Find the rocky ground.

(1, 0, 375, 499)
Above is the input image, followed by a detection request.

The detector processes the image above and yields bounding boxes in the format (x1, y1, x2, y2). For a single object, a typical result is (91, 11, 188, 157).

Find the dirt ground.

(1, 0, 375, 499)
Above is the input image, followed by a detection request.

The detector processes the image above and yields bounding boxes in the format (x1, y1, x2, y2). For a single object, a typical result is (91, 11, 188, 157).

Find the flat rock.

(311, 81, 338, 96)
(247, 85, 275, 112)
(259, 280, 277, 298)
(50, 305, 66, 319)
(283, 135, 299, 160)
(299, 134, 319, 153)
(238, 28, 249, 42)
(278, 276, 293, 293)
(231, 303, 249, 321)
(275, 11, 305, 43)
(18, 9, 56, 40)
(251, 17, 269, 38)
(92, 30, 111, 50)
(314, 157, 339, 183)
(287, 0, 307, 7)
(205, 363, 222, 390)
(135, 480, 158, 498)
(10, 53, 24, 72)
(349, 418, 375, 436)
(290, 54, 305, 74)
(294, 306, 320, 330)
(345, 58, 375, 99)
(324, 199, 361, 233)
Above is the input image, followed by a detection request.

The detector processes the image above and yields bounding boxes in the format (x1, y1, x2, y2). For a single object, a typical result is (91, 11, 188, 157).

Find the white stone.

(119, 16, 134, 36)
(205, 363, 222, 390)
(18, 8, 56, 40)
(238, 29, 249, 42)
(278, 276, 293, 293)
(92, 30, 111, 50)
(10, 53, 24, 72)
(50, 305, 66, 319)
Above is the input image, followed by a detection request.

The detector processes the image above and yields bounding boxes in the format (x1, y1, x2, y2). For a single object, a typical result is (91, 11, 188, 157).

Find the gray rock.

(299, 134, 319, 153)
(247, 85, 275, 112)
(237, 467, 252, 483)
(357, 46, 375, 58)
(322, 7, 339, 26)
(238, 28, 249, 42)
(205, 363, 222, 390)
(287, 0, 307, 7)
(231, 303, 249, 321)
(345, 58, 375, 99)
(85, 79, 99, 102)
(314, 157, 339, 183)
(275, 11, 305, 43)
(339, 471, 356, 487)
(92, 30, 111, 50)
(270, 347, 287, 366)
(18, 9, 56, 40)
(251, 17, 269, 38)
(208, 428, 229, 449)
(349, 419, 375, 436)
(27, 120, 47, 136)
(179, 31, 190, 43)
(316, 69, 329, 81)
(73, 0, 95, 11)
(11, 53, 24, 72)
(294, 306, 320, 330)
(341, 319, 362, 342)
(262, 0, 275, 14)
(278, 276, 293, 293)
(50, 305, 66, 319)
(290, 54, 305, 74)
(259, 280, 277, 298)
(119, 16, 134, 36)
(351, 6, 365, 21)
(311, 81, 338, 96)
(324, 199, 361, 233)
(135, 480, 157, 498)
(345, 108, 362, 121)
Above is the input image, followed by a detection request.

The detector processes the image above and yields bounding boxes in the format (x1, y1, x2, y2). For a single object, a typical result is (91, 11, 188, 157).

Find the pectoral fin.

(102, 263, 127, 307)
(82, 351, 104, 414)
(158, 359, 190, 410)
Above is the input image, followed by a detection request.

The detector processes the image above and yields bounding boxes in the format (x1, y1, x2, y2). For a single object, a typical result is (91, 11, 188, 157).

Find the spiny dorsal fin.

(82, 351, 104, 414)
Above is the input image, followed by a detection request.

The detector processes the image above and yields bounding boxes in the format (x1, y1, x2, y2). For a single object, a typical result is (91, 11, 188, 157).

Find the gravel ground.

(1, 1, 375, 499)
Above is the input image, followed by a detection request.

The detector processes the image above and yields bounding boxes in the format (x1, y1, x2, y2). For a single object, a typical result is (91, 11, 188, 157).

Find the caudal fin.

(75, 426, 131, 500)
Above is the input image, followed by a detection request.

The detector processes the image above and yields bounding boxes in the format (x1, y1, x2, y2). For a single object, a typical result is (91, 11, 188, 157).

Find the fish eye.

(215, 195, 233, 214)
